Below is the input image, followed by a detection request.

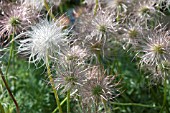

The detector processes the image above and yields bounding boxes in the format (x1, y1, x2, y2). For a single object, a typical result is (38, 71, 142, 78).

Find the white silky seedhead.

(17, 18, 69, 64)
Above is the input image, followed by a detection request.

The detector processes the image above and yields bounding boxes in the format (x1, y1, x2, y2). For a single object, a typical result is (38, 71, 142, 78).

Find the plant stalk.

(67, 89, 71, 113)
(46, 55, 63, 113)
(52, 89, 78, 113)
(0, 69, 20, 113)
(94, 0, 98, 16)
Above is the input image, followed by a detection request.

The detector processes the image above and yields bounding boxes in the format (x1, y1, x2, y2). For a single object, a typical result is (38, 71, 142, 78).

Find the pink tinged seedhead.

(55, 53, 89, 93)
(138, 26, 170, 67)
(65, 45, 88, 62)
(0, 2, 38, 39)
(132, 0, 164, 24)
(80, 66, 121, 104)
(20, 0, 44, 11)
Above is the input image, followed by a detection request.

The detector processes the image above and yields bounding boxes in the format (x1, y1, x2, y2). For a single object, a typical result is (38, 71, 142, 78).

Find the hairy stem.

(94, 0, 99, 16)
(52, 90, 78, 113)
(0, 69, 20, 113)
(52, 97, 67, 113)
(46, 55, 63, 113)
(67, 89, 71, 113)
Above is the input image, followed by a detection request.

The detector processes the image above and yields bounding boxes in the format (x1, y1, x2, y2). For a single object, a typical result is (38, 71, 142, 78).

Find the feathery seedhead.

(0, 2, 37, 39)
(132, 0, 163, 25)
(80, 66, 120, 104)
(55, 55, 89, 93)
(74, 10, 116, 61)
(76, 10, 115, 41)
(20, 0, 44, 11)
(138, 25, 170, 67)
(104, 0, 130, 11)
(65, 45, 88, 62)
(90, 10, 115, 41)
(119, 19, 144, 49)
(17, 18, 69, 64)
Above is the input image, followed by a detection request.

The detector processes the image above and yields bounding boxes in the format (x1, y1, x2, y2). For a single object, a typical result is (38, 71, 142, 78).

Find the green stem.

(1, 33, 20, 113)
(44, 0, 55, 20)
(67, 89, 71, 113)
(52, 97, 67, 113)
(5, 32, 15, 76)
(0, 69, 20, 113)
(52, 90, 78, 113)
(94, 0, 98, 16)
(159, 76, 167, 113)
(111, 102, 161, 109)
(46, 55, 63, 113)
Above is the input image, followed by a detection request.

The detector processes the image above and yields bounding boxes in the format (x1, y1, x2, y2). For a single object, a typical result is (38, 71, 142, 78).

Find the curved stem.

(46, 55, 63, 113)
(0, 69, 20, 113)
(67, 89, 71, 113)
